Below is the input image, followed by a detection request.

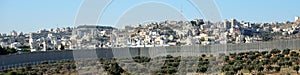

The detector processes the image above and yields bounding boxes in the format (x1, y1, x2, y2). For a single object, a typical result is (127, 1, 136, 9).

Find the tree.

(233, 65, 242, 73)
(270, 49, 281, 54)
(291, 57, 299, 62)
(274, 66, 281, 72)
(257, 66, 264, 72)
(246, 65, 254, 72)
(271, 57, 279, 64)
(221, 65, 231, 72)
(197, 66, 208, 73)
(228, 60, 234, 65)
(234, 56, 242, 60)
(6, 48, 17, 54)
(264, 54, 272, 59)
(278, 62, 285, 67)
(200, 37, 205, 41)
(166, 55, 173, 59)
(282, 48, 291, 55)
(285, 61, 292, 66)
(261, 32, 273, 41)
(224, 56, 230, 62)
(133, 56, 151, 63)
(6, 71, 25, 75)
(107, 62, 125, 75)
(167, 67, 177, 74)
(0, 46, 8, 55)
(18, 46, 30, 49)
(201, 54, 206, 58)
(247, 55, 257, 60)
(290, 51, 299, 57)
(0, 46, 17, 55)
(293, 66, 299, 73)
(262, 59, 270, 65)
(284, 57, 290, 61)
(266, 65, 273, 71)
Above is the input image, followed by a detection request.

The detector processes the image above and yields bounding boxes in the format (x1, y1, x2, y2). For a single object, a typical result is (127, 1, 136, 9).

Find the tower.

(29, 33, 36, 51)
(295, 16, 300, 22)
(230, 19, 237, 27)
(224, 20, 230, 29)
(42, 38, 47, 51)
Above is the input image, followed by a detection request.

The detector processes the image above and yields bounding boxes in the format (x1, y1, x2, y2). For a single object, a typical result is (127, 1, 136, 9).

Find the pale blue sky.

(0, 0, 300, 33)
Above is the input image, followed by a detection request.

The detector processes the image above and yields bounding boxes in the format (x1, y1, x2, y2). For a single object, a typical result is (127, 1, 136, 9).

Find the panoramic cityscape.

(1, 17, 300, 51)
(1, 0, 300, 75)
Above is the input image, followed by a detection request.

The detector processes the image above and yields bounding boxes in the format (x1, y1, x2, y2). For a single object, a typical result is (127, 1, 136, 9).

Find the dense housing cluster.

(1, 17, 300, 53)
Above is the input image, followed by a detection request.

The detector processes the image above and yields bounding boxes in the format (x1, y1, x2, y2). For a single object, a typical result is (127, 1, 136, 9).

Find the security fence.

(1, 39, 300, 71)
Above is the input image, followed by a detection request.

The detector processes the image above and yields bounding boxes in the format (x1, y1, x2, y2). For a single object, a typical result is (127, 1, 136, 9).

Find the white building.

(295, 16, 300, 22)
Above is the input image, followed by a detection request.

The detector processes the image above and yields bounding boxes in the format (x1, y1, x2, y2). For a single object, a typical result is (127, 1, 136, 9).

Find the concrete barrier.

(1, 39, 300, 70)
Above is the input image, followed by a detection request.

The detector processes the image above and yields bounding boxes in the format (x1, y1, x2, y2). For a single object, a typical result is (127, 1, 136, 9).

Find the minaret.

(29, 33, 34, 49)
(42, 38, 47, 51)
(295, 16, 300, 22)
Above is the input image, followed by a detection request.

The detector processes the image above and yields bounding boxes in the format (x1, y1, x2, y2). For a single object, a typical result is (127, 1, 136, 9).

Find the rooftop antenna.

(180, 3, 183, 13)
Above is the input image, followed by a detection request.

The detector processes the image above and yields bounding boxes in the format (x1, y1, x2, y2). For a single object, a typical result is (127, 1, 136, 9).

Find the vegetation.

(221, 48, 300, 75)
(155, 55, 180, 75)
(17, 46, 31, 52)
(0, 46, 17, 55)
(1, 48, 300, 74)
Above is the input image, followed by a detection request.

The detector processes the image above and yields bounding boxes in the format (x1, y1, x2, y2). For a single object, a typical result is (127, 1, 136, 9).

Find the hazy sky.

(0, 0, 300, 33)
